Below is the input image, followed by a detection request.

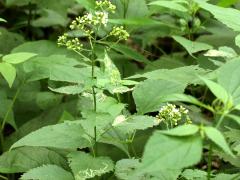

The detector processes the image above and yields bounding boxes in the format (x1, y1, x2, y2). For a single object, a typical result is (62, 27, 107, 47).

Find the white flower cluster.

(156, 103, 191, 127)
(110, 26, 130, 41)
(57, 0, 129, 52)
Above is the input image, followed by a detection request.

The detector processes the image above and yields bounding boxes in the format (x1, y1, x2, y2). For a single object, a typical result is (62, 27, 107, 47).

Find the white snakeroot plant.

(57, 0, 129, 156)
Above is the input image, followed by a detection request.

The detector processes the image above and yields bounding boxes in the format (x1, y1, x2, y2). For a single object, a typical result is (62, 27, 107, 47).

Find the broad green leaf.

(36, 92, 62, 110)
(97, 97, 125, 117)
(226, 114, 240, 125)
(75, 0, 95, 10)
(235, 34, 240, 48)
(128, 65, 208, 85)
(212, 173, 240, 180)
(0, 18, 6, 22)
(200, 77, 230, 104)
(204, 127, 234, 156)
(113, 115, 156, 133)
(115, 159, 141, 180)
(11, 122, 91, 150)
(0, 62, 16, 87)
(0, 28, 25, 54)
(149, 1, 188, 12)
(160, 125, 200, 136)
(108, 43, 150, 64)
(181, 169, 207, 180)
(133, 79, 185, 114)
(172, 36, 213, 55)
(0, 147, 67, 173)
(195, 0, 240, 31)
(125, 0, 149, 18)
(12, 40, 77, 58)
(21, 165, 74, 180)
(68, 151, 114, 179)
(2, 52, 37, 64)
(218, 59, 240, 105)
(32, 9, 67, 27)
(134, 132, 202, 174)
(218, 0, 239, 7)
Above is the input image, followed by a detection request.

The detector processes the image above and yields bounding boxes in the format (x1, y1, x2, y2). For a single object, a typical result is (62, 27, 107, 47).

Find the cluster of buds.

(156, 103, 192, 128)
(57, 33, 83, 51)
(110, 26, 130, 41)
(96, 0, 116, 13)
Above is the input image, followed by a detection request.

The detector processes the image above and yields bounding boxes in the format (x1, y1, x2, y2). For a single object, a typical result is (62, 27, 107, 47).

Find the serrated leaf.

(133, 79, 185, 114)
(160, 125, 200, 136)
(114, 115, 156, 133)
(200, 77, 230, 104)
(218, 59, 240, 105)
(134, 132, 202, 174)
(181, 169, 207, 180)
(68, 152, 114, 179)
(0, 147, 67, 173)
(172, 36, 213, 55)
(149, 1, 188, 12)
(195, 0, 240, 32)
(204, 127, 234, 157)
(21, 165, 74, 180)
(11, 122, 91, 150)
(235, 34, 240, 48)
(115, 159, 141, 180)
(0, 62, 16, 87)
(2, 52, 37, 64)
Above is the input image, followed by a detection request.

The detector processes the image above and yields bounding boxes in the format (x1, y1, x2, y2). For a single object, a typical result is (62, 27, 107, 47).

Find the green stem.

(207, 113, 225, 179)
(207, 144, 213, 180)
(0, 174, 8, 180)
(0, 86, 21, 152)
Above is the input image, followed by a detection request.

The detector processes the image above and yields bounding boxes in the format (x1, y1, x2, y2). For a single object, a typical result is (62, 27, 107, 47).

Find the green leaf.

(0, 62, 16, 87)
(68, 151, 114, 179)
(199, 77, 230, 104)
(195, 0, 240, 31)
(218, 59, 240, 105)
(21, 165, 74, 180)
(115, 159, 141, 180)
(149, 1, 188, 12)
(11, 122, 91, 150)
(32, 9, 67, 27)
(133, 79, 185, 114)
(235, 34, 240, 48)
(75, 0, 95, 10)
(113, 115, 156, 133)
(2, 52, 37, 64)
(0, 147, 67, 173)
(134, 132, 202, 174)
(160, 125, 200, 136)
(204, 127, 234, 156)
(212, 173, 240, 180)
(108, 43, 150, 64)
(218, 0, 239, 7)
(181, 169, 207, 180)
(172, 36, 213, 55)
(226, 114, 240, 125)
